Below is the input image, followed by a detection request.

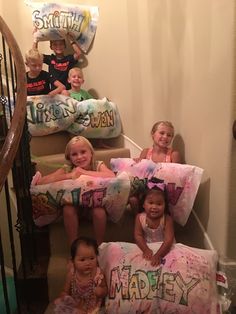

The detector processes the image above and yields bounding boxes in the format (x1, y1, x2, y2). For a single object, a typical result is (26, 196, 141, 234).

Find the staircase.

(30, 131, 130, 174)
(0, 15, 219, 314)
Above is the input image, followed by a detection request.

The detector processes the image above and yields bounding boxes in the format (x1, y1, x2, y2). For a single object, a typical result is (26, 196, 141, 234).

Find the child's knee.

(93, 207, 106, 218)
(63, 205, 77, 216)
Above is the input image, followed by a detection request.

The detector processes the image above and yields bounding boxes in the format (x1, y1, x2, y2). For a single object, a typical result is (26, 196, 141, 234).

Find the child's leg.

(63, 204, 79, 245)
(93, 207, 107, 245)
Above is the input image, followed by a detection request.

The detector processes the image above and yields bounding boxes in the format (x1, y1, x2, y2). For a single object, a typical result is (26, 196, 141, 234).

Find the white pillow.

(30, 172, 130, 227)
(27, 95, 122, 138)
(27, 94, 78, 136)
(110, 158, 204, 226)
(26, 1, 99, 53)
(98, 242, 220, 314)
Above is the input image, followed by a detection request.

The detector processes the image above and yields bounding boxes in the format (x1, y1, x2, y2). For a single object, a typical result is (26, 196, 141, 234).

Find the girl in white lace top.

(134, 182, 175, 266)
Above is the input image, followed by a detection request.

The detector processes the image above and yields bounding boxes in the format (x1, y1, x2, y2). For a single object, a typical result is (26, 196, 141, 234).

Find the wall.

(0, 0, 235, 258)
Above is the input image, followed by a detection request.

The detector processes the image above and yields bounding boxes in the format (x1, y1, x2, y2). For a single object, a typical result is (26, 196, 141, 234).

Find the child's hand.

(94, 273, 104, 287)
(67, 31, 76, 43)
(94, 279, 108, 298)
(94, 285, 105, 297)
(150, 253, 161, 267)
(143, 248, 153, 260)
(32, 26, 38, 34)
(71, 167, 84, 179)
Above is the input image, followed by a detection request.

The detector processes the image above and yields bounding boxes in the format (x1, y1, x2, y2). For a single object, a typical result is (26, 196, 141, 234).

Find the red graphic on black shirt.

(51, 60, 70, 72)
(27, 80, 46, 92)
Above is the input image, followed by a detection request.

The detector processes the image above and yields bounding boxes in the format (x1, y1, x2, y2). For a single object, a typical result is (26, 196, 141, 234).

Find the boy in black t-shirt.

(34, 34, 82, 90)
(25, 49, 65, 96)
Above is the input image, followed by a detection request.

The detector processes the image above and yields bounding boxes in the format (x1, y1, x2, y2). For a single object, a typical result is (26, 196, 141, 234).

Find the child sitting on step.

(34, 136, 115, 245)
(25, 49, 65, 96)
(62, 67, 93, 101)
(54, 236, 107, 313)
(136, 121, 181, 163)
(33, 33, 82, 90)
(130, 121, 182, 214)
(134, 182, 174, 266)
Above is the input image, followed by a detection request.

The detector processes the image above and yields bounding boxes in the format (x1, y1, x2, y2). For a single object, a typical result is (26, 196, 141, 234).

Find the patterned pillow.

(26, 1, 99, 53)
(30, 172, 130, 227)
(99, 242, 220, 314)
(110, 158, 203, 226)
(27, 95, 122, 138)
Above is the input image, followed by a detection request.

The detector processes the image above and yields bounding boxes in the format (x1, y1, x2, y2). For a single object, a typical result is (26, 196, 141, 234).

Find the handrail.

(0, 15, 27, 191)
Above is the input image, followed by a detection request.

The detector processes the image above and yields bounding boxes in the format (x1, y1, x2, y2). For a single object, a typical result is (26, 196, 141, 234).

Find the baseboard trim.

(192, 210, 215, 250)
(120, 133, 214, 251)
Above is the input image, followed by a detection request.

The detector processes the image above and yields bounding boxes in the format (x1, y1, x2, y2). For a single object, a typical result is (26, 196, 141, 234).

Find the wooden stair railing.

(0, 15, 50, 314)
(0, 16, 27, 189)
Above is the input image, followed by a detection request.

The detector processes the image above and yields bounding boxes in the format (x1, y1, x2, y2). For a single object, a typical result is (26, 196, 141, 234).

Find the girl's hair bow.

(147, 181, 165, 191)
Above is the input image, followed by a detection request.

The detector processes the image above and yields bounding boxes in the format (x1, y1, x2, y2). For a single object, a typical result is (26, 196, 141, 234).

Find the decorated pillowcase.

(27, 95, 122, 138)
(67, 98, 122, 138)
(30, 172, 130, 227)
(110, 158, 204, 226)
(27, 94, 78, 136)
(98, 242, 220, 314)
(26, 1, 99, 53)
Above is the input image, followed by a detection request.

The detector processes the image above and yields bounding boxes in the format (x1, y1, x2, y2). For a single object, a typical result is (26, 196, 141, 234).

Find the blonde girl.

(35, 136, 115, 245)
(138, 121, 181, 163)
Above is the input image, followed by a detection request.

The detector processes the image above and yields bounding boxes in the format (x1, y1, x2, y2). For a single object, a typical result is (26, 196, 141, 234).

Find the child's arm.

(171, 150, 182, 163)
(94, 275, 108, 298)
(61, 89, 70, 96)
(49, 80, 66, 96)
(151, 215, 174, 266)
(36, 168, 73, 185)
(133, 148, 148, 162)
(67, 33, 82, 61)
(32, 41, 38, 50)
(72, 163, 115, 178)
(134, 214, 153, 260)
(139, 148, 149, 159)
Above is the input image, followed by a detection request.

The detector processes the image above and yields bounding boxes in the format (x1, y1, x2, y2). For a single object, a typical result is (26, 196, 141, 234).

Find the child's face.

(50, 40, 66, 56)
(69, 141, 92, 169)
(152, 124, 174, 148)
(68, 70, 84, 89)
(73, 243, 97, 275)
(143, 192, 165, 219)
(26, 59, 43, 77)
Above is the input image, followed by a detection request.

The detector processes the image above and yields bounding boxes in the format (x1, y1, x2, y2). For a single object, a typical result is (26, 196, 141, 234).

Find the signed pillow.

(26, 1, 99, 53)
(99, 242, 220, 314)
(27, 94, 78, 136)
(27, 95, 122, 138)
(67, 97, 122, 138)
(110, 159, 203, 226)
(30, 172, 130, 227)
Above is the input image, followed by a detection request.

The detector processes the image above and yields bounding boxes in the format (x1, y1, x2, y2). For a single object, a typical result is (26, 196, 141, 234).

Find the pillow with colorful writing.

(27, 94, 78, 136)
(110, 158, 204, 226)
(67, 98, 122, 138)
(26, 1, 99, 53)
(30, 171, 130, 227)
(98, 242, 220, 314)
(27, 95, 122, 139)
